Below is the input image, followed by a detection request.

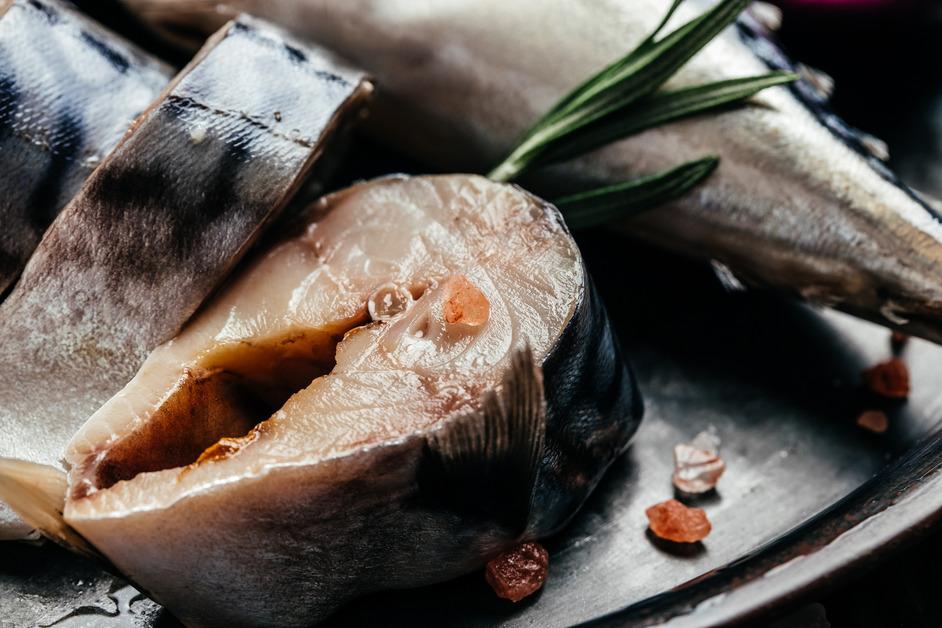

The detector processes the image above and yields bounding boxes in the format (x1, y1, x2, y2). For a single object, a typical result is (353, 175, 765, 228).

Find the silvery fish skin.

(61, 174, 641, 627)
(0, 0, 171, 297)
(0, 15, 371, 539)
(122, 0, 942, 342)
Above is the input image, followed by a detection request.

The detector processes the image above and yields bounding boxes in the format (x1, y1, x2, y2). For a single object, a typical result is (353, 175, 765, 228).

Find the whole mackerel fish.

(0, 0, 171, 297)
(123, 0, 942, 342)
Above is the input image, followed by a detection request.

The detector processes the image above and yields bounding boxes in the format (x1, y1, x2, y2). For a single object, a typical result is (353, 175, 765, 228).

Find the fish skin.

(121, 0, 942, 343)
(532, 273, 641, 536)
(0, 0, 172, 297)
(62, 174, 641, 626)
(0, 15, 372, 538)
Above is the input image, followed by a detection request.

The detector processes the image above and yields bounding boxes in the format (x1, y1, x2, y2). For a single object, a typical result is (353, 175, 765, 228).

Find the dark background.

(57, 2, 942, 626)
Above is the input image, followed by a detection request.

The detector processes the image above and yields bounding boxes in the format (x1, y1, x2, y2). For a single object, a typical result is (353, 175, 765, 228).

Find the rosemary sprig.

(526, 0, 686, 138)
(487, 0, 798, 227)
(533, 72, 796, 168)
(556, 157, 718, 230)
(487, 0, 758, 183)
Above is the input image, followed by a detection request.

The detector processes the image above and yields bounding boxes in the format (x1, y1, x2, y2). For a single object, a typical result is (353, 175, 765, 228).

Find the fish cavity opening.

(90, 327, 355, 493)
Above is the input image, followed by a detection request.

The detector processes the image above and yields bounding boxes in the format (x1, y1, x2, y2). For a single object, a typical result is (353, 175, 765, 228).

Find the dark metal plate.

(4, 220, 942, 627)
(322, 239, 942, 627)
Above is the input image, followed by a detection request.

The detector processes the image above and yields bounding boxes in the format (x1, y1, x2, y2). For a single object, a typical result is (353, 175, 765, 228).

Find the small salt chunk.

(672, 430, 725, 494)
(857, 410, 888, 434)
(485, 542, 549, 602)
(862, 358, 910, 399)
(442, 275, 489, 327)
(646, 499, 711, 543)
(689, 430, 720, 453)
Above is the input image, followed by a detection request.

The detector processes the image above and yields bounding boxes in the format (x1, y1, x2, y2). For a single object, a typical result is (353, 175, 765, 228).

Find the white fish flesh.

(58, 174, 641, 626)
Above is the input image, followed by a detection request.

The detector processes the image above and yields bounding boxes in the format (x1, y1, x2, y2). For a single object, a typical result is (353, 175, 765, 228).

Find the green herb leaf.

(645, 0, 686, 49)
(555, 156, 719, 229)
(536, 71, 798, 167)
(549, 0, 746, 123)
(488, 0, 756, 182)
(531, 0, 685, 130)
(488, 0, 795, 228)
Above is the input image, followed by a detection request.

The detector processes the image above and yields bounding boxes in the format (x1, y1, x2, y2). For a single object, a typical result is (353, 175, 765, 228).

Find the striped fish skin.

(0, 0, 171, 297)
(0, 15, 372, 538)
(121, 0, 942, 343)
(62, 175, 641, 627)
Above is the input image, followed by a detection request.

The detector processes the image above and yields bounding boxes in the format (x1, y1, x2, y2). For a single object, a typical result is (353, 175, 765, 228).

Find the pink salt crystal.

(645, 499, 712, 543)
(862, 358, 910, 399)
(890, 330, 909, 351)
(485, 542, 549, 602)
(856, 409, 889, 434)
(443, 275, 489, 327)
(672, 430, 726, 494)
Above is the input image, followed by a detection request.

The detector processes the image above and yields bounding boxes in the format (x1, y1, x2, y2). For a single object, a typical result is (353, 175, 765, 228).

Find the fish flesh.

(0, 0, 171, 297)
(121, 0, 942, 344)
(56, 174, 641, 626)
(0, 15, 371, 539)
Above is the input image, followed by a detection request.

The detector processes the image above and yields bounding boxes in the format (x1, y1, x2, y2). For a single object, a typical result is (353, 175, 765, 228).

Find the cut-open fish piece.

(0, 0, 171, 297)
(121, 0, 942, 344)
(62, 174, 641, 627)
(0, 15, 371, 539)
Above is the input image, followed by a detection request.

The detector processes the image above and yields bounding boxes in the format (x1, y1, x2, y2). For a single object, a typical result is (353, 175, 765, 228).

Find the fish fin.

(745, 2, 782, 33)
(796, 63, 835, 102)
(423, 346, 546, 533)
(859, 133, 890, 162)
(0, 458, 100, 559)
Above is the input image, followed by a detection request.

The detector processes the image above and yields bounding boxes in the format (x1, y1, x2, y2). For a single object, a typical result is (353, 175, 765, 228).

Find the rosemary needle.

(487, 0, 797, 226)
(556, 157, 719, 230)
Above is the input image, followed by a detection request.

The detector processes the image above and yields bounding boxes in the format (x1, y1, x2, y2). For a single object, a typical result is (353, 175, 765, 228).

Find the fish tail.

(0, 457, 98, 558)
